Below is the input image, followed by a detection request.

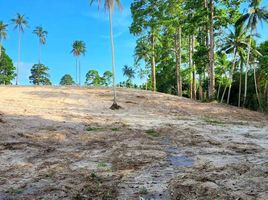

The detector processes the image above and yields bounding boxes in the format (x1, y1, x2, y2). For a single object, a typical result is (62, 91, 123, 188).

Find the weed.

(145, 129, 160, 137)
(111, 128, 119, 131)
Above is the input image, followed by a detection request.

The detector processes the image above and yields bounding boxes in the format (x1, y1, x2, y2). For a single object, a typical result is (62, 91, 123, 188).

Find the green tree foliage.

(122, 65, 135, 87)
(102, 71, 113, 86)
(60, 74, 75, 86)
(85, 70, 113, 87)
(0, 21, 8, 59)
(0, 48, 16, 85)
(29, 63, 51, 85)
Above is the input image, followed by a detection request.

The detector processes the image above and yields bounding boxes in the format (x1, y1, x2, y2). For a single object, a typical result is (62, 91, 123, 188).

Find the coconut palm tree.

(222, 25, 249, 104)
(11, 13, 28, 85)
(71, 40, 86, 85)
(33, 26, 48, 64)
(90, 0, 122, 110)
(0, 21, 8, 59)
(236, 0, 268, 107)
(122, 65, 135, 87)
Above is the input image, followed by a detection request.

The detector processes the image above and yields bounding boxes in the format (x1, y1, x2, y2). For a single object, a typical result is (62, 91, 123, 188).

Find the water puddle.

(165, 146, 194, 167)
(167, 156, 194, 167)
(0, 192, 5, 200)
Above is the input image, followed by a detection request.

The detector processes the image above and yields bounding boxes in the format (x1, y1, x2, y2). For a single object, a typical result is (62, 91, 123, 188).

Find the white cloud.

(83, 8, 132, 29)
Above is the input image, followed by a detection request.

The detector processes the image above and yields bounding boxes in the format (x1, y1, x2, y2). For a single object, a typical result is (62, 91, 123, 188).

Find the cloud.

(83, 8, 132, 29)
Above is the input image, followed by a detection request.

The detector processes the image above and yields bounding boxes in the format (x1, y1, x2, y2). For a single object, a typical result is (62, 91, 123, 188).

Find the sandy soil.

(0, 86, 267, 200)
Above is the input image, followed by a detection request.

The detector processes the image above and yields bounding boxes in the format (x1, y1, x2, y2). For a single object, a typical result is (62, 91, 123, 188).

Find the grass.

(145, 129, 160, 137)
(97, 162, 108, 168)
(85, 126, 102, 132)
(111, 128, 120, 132)
(203, 118, 225, 125)
(203, 117, 249, 126)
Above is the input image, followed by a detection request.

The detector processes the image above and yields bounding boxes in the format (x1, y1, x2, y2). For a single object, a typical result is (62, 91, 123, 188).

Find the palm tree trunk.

(253, 63, 262, 111)
(217, 82, 221, 100)
(208, 0, 215, 100)
(243, 35, 252, 108)
(192, 35, 196, 100)
(199, 74, 203, 101)
(178, 28, 182, 97)
(75, 58, 78, 85)
(79, 59, 81, 86)
(189, 35, 193, 99)
(264, 80, 268, 105)
(227, 48, 237, 104)
(16, 29, 21, 85)
(151, 31, 156, 92)
(109, 9, 119, 108)
(221, 85, 227, 103)
(0, 38, 2, 59)
(175, 28, 182, 97)
(39, 41, 41, 64)
(238, 61, 242, 107)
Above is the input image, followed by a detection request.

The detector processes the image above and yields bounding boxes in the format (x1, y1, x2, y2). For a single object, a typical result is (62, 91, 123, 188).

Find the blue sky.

(0, 0, 268, 85)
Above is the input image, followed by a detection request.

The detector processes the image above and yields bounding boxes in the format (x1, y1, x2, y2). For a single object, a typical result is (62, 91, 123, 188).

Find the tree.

(85, 70, 103, 86)
(130, 0, 164, 92)
(222, 25, 248, 104)
(71, 40, 86, 85)
(90, 0, 122, 110)
(11, 13, 28, 85)
(29, 64, 51, 85)
(60, 74, 75, 85)
(0, 49, 16, 85)
(208, 0, 215, 100)
(0, 21, 8, 59)
(122, 65, 135, 87)
(33, 26, 48, 64)
(236, 0, 268, 107)
(102, 71, 113, 86)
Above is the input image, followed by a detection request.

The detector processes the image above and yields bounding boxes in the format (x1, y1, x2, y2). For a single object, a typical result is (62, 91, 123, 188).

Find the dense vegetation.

(129, 0, 268, 112)
(0, 0, 267, 112)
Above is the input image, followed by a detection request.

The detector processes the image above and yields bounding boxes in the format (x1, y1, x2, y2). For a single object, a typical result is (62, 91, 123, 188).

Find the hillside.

(0, 86, 267, 200)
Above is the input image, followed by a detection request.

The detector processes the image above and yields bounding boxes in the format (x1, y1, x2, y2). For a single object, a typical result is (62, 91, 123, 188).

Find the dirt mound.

(0, 86, 267, 199)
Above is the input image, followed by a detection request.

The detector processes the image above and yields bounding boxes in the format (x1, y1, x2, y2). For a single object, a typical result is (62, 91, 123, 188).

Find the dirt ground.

(0, 86, 267, 200)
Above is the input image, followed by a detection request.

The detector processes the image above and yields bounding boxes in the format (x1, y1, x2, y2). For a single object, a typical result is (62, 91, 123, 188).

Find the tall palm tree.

(33, 26, 48, 64)
(90, 0, 122, 109)
(222, 25, 248, 104)
(71, 40, 86, 85)
(0, 21, 8, 59)
(236, 0, 268, 107)
(11, 13, 28, 85)
(122, 65, 135, 86)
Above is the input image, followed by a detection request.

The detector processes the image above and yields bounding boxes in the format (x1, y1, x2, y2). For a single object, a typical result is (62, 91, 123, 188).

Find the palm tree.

(90, 0, 122, 110)
(222, 25, 248, 104)
(0, 21, 8, 59)
(11, 13, 28, 85)
(122, 65, 135, 87)
(33, 26, 48, 64)
(236, 0, 268, 107)
(71, 40, 86, 85)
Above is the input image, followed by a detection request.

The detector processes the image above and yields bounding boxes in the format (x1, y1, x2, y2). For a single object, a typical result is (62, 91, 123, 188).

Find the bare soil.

(0, 86, 267, 200)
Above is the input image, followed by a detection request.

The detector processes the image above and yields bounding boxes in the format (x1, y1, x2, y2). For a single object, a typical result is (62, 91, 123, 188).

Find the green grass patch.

(203, 117, 248, 126)
(85, 126, 102, 132)
(111, 128, 120, 132)
(97, 162, 108, 168)
(145, 129, 160, 137)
